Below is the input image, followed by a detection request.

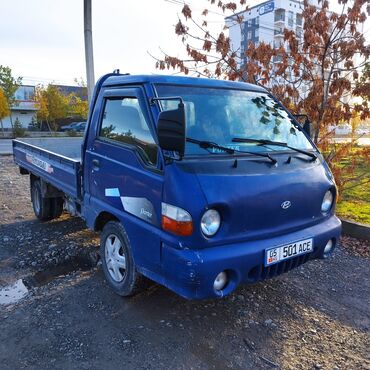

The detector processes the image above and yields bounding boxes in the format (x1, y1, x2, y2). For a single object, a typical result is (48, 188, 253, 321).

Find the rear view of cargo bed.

(13, 138, 83, 200)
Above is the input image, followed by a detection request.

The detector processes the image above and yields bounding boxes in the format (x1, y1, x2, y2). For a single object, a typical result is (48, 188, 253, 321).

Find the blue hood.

(163, 154, 335, 248)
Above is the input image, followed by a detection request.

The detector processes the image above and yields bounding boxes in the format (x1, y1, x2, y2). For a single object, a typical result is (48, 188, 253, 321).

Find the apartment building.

(226, 0, 304, 67)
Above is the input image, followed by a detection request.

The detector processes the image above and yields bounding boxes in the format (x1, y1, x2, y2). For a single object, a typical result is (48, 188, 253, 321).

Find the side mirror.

(303, 119, 312, 138)
(294, 114, 312, 138)
(157, 102, 186, 157)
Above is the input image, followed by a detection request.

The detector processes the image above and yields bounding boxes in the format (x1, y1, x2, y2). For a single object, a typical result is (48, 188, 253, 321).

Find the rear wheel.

(31, 179, 64, 221)
(50, 197, 64, 219)
(31, 179, 50, 220)
(100, 221, 145, 297)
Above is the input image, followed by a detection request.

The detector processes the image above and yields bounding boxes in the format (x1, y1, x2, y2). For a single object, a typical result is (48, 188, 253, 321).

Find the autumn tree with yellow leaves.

(35, 84, 88, 131)
(35, 85, 68, 131)
(0, 88, 10, 135)
(0, 65, 22, 131)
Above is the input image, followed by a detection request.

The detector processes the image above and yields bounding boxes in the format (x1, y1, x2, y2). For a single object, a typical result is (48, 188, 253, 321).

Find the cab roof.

(102, 74, 266, 93)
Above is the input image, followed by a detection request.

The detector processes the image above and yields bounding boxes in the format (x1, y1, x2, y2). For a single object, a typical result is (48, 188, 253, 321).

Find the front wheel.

(100, 221, 145, 297)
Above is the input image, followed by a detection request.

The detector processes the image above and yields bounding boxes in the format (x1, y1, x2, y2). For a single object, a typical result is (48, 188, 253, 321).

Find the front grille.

(247, 253, 311, 282)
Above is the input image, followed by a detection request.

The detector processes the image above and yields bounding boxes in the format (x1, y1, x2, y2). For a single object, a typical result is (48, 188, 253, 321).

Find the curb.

(340, 218, 370, 241)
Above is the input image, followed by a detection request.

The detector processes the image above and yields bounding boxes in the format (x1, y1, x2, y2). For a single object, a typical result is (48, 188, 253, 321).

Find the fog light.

(324, 239, 334, 254)
(213, 271, 228, 291)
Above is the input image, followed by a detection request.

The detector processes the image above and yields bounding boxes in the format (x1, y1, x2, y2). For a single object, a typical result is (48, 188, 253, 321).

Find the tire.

(50, 197, 64, 219)
(100, 221, 145, 297)
(31, 180, 64, 221)
(31, 179, 52, 221)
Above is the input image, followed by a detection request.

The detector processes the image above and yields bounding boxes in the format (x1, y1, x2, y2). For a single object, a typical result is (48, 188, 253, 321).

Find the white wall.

(1, 112, 36, 129)
(227, 20, 242, 60)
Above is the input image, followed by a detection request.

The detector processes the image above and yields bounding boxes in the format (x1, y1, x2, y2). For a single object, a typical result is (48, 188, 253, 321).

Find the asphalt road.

(0, 139, 12, 155)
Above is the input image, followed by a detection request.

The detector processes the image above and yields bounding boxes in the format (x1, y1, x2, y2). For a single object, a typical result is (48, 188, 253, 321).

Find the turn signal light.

(162, 215, 193, 236)
(162, 203, 193, 236)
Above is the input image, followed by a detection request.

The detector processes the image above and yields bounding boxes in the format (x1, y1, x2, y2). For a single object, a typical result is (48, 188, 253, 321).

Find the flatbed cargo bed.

(13, 138, 83, 200)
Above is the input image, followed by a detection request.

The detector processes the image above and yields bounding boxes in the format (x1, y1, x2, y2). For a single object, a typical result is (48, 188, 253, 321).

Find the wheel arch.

(94, 211, 120, 232)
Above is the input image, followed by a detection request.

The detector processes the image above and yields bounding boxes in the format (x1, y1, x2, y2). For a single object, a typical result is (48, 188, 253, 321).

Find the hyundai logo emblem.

(281, 201, 291, 209)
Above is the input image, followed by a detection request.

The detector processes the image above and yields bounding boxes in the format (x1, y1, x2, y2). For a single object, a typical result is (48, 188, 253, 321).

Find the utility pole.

(84, 0, 95, 104)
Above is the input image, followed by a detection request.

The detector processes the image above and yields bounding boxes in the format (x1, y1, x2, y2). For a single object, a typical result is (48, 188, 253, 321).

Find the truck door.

(86, 87, 163, 269)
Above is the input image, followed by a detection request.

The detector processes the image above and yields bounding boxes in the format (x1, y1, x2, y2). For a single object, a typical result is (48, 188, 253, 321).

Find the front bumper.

(160, 215, 342, 299)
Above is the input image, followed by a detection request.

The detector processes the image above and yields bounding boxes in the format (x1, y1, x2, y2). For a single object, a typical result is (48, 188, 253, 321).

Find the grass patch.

(334, 147, 370, 225)
(336, 200, 370, 224)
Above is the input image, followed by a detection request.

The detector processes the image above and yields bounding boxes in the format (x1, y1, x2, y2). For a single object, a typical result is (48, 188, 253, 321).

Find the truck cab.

(14, 72, 342, 299)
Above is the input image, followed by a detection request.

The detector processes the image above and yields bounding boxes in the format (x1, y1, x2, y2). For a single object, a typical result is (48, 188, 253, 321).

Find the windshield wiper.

(187, 137, 234, 154)
(186, 137, 277, 164)
(232, 137, 317, 161)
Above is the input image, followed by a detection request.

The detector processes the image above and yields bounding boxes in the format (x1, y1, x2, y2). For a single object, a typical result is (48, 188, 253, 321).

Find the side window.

(100, 97, 158, 166)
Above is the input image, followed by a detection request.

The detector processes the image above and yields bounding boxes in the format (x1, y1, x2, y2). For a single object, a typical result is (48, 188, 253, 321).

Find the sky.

(0, 0, 225, 86)
(0, 0, 368, 86)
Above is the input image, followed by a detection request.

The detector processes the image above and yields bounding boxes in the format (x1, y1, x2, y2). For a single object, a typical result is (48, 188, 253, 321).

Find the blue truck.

(13, 71, 342, 299)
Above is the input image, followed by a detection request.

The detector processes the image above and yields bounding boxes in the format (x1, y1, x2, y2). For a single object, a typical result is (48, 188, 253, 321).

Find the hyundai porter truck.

(13, 72, 342, 299)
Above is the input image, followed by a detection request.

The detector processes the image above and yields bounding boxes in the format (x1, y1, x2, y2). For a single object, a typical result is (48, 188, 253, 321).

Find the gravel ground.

(0, 155, 369, 370)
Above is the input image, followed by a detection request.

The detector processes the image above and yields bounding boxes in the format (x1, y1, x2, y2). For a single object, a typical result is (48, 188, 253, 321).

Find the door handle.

(92, 159, 100, 169)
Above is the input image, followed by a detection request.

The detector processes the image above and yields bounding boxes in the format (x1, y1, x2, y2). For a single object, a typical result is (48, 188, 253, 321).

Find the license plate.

(265, 238, 313, 266)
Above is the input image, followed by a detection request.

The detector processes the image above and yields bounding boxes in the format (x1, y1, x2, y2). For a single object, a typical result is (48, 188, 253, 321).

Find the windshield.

(155, 85, 314, 156)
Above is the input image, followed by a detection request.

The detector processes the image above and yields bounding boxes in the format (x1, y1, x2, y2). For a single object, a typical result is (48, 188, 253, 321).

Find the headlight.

(321, 190, 334, 213)
(201, 209, 221, 236)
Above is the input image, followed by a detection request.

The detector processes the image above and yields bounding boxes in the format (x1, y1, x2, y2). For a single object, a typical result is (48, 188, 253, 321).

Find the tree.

(35, 84, 68, 131)
(69, 78, 89, 118)
(0, 88, 10, 135)
(155, 0, 370, 195)
(74, 77, 88, 88)
(35, 85, 50, 130)
(245, 0, 369, 143)
(47, 85, 68, 129)
(353, 62, 370, 109)
(155, 0, 369, 143)
(68, 93, 89, 119)
(12, 117, 27, 138)
(0, 65, 22, 129)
